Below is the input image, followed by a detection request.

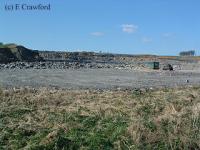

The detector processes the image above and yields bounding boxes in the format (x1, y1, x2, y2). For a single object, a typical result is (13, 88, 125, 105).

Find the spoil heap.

(0, 43, 42, 63)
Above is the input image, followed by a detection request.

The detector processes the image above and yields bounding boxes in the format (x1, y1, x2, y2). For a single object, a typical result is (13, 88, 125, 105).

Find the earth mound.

(0, 43, 42, 63)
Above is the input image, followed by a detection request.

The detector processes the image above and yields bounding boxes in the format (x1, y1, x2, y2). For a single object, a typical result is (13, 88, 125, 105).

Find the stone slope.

(0, 44, 42, 63)
(0, 47, 17, 63)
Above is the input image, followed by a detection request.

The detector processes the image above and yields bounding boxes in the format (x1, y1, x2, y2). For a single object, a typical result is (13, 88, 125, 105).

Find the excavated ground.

(0, 68, 200, 89)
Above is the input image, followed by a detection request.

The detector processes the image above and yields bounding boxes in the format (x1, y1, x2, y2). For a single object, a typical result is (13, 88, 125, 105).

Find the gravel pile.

(0, 61, 139, 70)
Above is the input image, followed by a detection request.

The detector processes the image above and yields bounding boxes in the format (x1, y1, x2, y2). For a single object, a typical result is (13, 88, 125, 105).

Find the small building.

(179, 50, 195, 56)
(144, 61, 160, 69)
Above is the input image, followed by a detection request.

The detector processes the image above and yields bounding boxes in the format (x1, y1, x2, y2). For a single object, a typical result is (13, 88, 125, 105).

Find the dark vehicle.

(163, 64, 173, 71)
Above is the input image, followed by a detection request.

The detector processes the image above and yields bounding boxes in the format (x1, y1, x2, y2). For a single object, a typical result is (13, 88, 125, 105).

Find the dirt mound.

(0, 48, 17, 63)
(0, 44, 42, 63)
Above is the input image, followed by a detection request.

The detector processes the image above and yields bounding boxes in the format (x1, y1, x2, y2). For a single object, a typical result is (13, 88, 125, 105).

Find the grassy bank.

(0, 87, 200, 149)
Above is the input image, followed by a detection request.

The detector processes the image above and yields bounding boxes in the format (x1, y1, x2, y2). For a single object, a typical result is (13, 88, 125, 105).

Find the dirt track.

(0, 68, 200, 89)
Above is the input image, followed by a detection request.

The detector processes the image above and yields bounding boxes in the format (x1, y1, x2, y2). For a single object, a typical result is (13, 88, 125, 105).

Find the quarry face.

(1, 44, 200, 89)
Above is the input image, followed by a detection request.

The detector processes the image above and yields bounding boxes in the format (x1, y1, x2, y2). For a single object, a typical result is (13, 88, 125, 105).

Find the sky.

(0, 0, 200, 55)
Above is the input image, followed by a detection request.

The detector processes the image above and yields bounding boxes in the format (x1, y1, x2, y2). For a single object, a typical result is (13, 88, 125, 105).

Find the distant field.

(0, 87, 200, 149)
(158, 56, 200, 61)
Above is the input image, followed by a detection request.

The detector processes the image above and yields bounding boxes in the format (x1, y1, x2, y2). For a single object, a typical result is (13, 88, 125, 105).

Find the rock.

(0, 44, 43, 63)
(0, 48, 17, 63)
(0, 60, 141, 70)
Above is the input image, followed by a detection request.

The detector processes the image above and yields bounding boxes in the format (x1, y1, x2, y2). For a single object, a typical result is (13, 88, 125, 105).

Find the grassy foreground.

(0, 87, 200, 149)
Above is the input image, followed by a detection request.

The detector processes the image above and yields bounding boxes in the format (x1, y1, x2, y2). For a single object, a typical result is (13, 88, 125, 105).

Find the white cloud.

(163, 33, 173, 38)
(90, 32, 104, 36)
(142, 37, 152, 43)
(121, 24, 138, 34)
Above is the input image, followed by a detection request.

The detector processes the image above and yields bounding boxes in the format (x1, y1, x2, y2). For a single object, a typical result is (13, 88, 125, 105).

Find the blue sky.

(0, 0, 200, 55)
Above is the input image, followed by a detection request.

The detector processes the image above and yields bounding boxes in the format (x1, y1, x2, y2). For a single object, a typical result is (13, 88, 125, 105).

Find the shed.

(144, 61, 160, 69)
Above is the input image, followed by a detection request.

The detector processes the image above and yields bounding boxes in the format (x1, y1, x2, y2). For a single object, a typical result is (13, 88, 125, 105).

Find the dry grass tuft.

(0, 87, 200, 149)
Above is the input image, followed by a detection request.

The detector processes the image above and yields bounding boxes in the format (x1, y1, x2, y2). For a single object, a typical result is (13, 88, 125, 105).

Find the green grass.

(0, 87, 200, 149)
(0, 43, 17, 49)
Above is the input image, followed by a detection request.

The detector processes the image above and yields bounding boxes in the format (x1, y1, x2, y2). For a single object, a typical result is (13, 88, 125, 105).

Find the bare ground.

(0, 68, 200, 89)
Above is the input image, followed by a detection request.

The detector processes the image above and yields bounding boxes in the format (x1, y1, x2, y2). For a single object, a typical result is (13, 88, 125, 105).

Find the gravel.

(0, 68, 200, 90)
